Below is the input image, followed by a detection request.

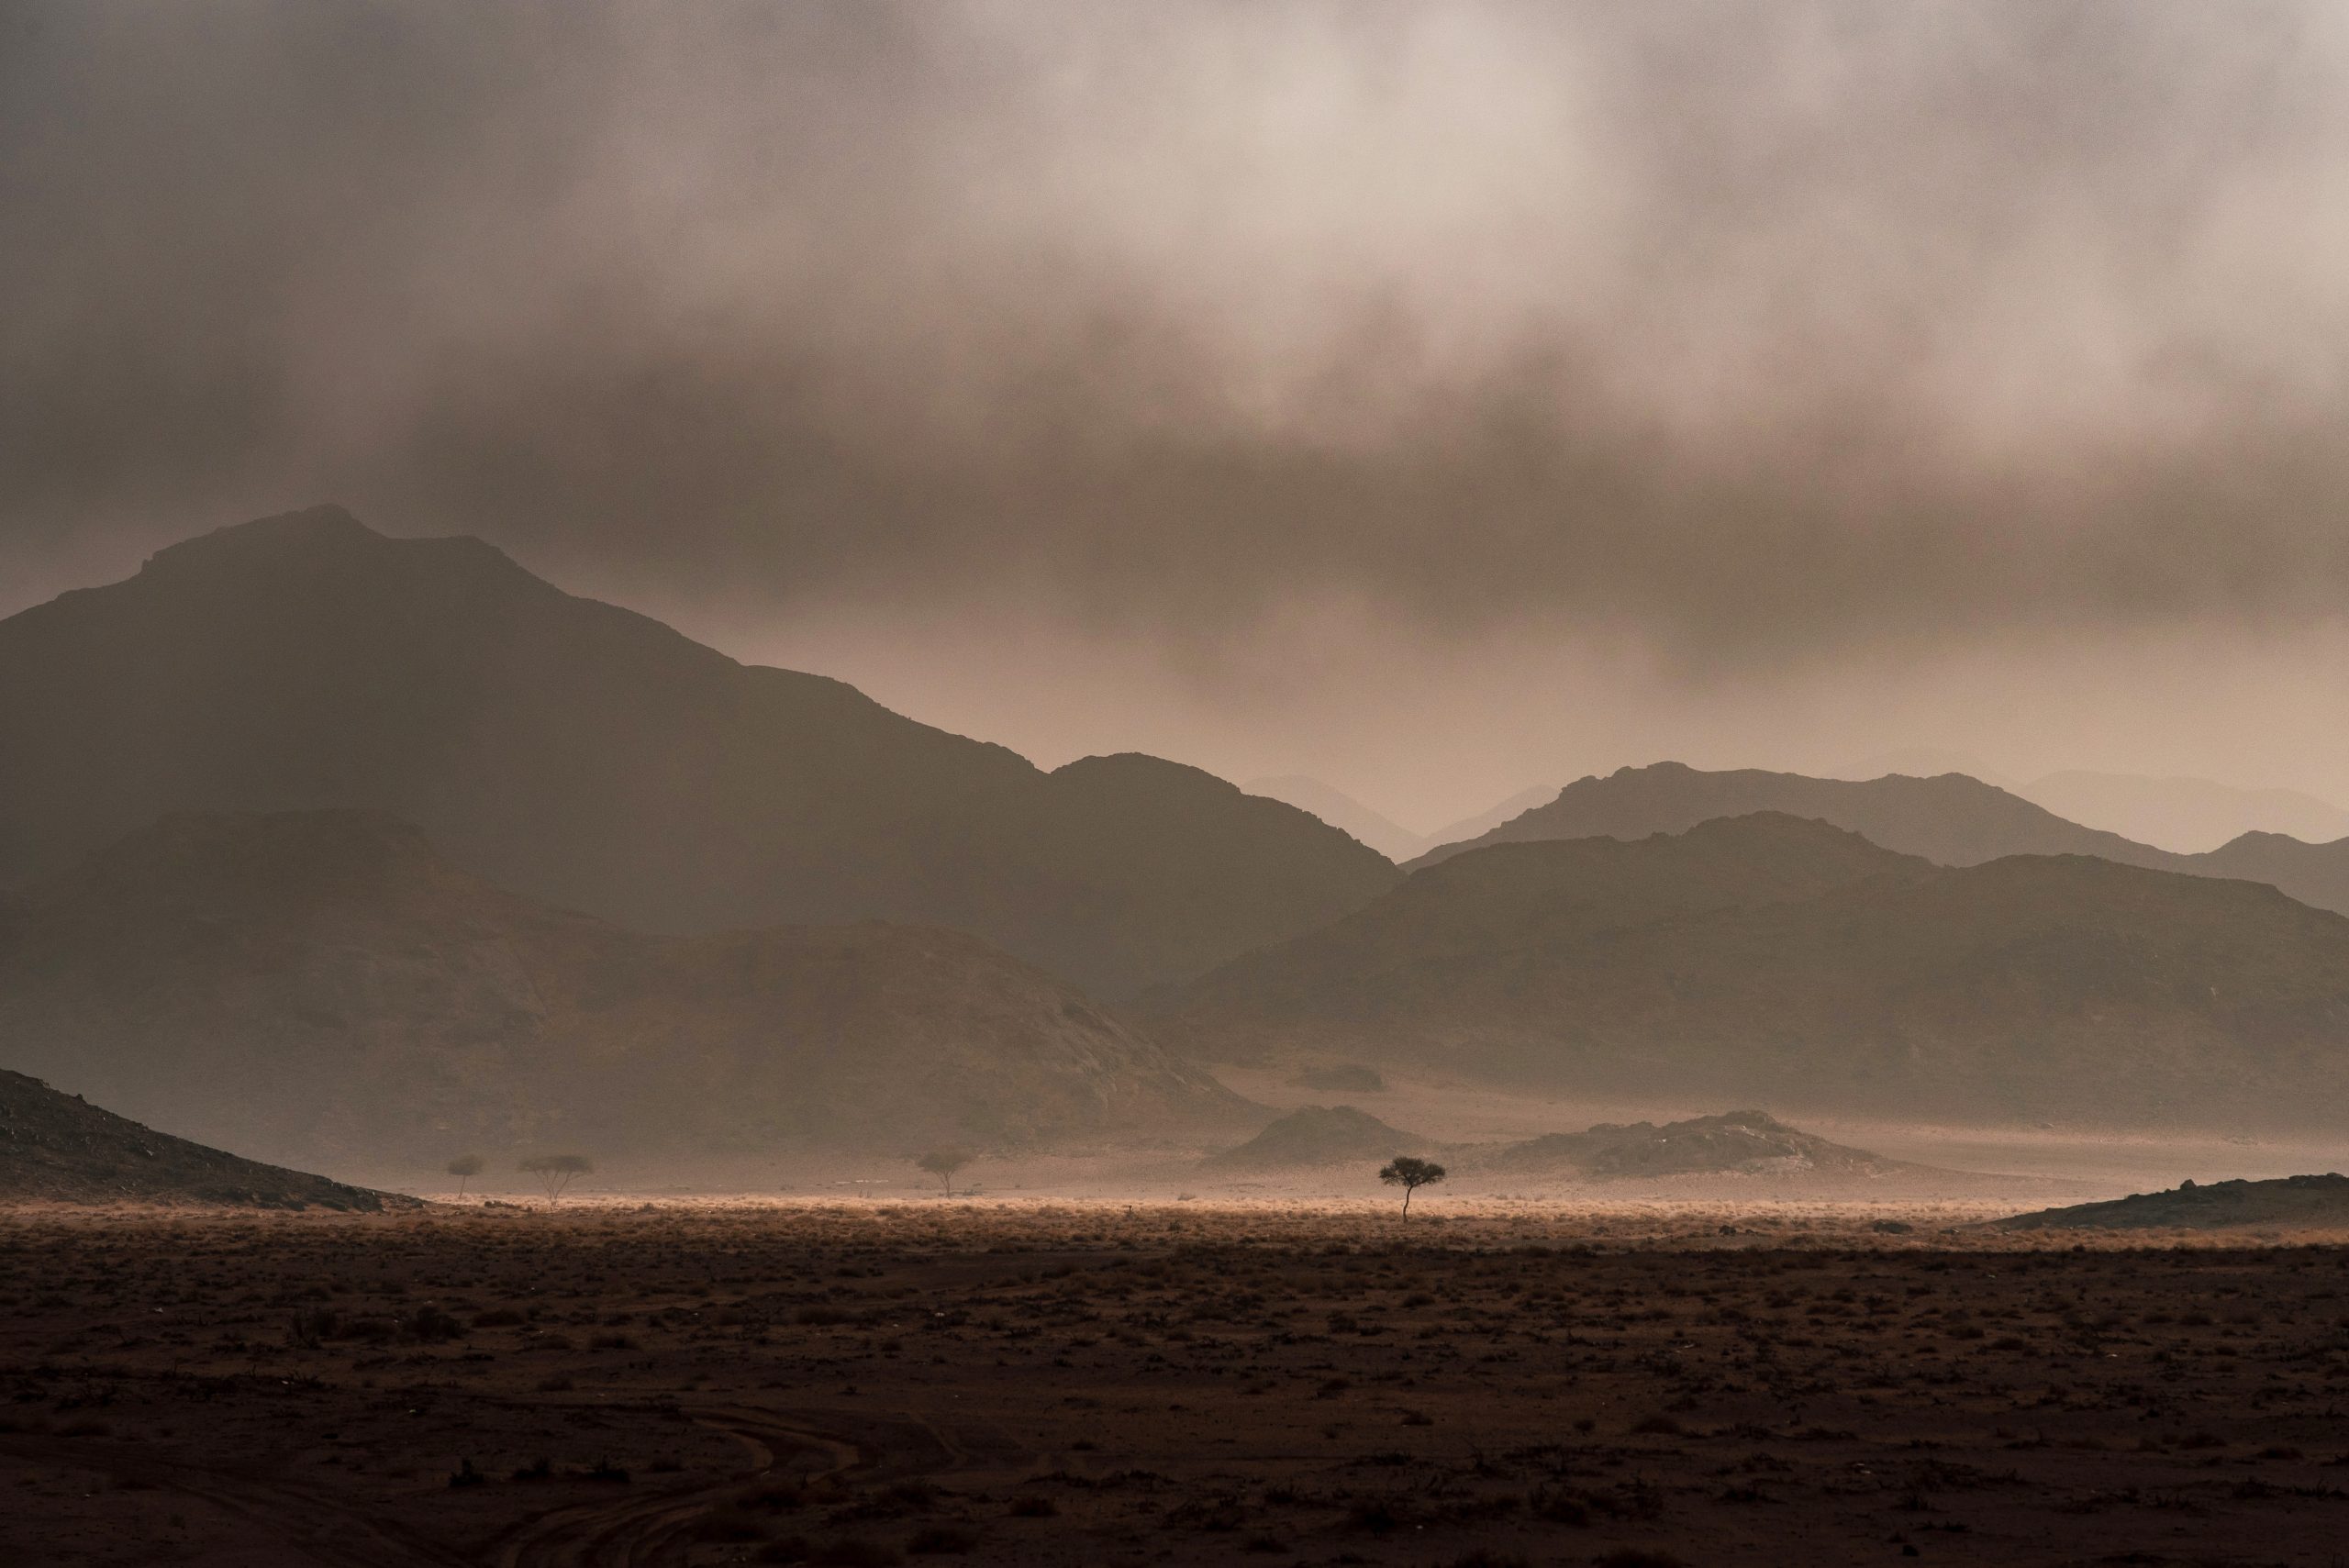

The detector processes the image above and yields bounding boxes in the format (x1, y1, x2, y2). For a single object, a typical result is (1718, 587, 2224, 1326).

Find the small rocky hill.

(0, 1071, 411, 1208)
(1995, 1173, 2349, 1231)
(1206, 1106, 1432, 1171)
(1481, 1110, 1896, 1179)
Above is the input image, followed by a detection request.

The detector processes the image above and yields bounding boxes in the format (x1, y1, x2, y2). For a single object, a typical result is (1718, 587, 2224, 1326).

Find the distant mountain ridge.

(1412, 761, 2349, 919)
(1154, 812, 2349, 1131)
(0, 506, 1396, 998)
(2016, 771, 2349, 855)
(0, 810, 1257, 1171)
(1242, 776, 1556, 862)
(1243, 776, 1423, 861)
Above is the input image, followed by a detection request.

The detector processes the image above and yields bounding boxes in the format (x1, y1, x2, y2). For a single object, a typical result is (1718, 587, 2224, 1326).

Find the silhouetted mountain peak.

(2216, 828, 2318, 851)
(1052, 751, 1235, 790)
(139, 504, 525, 590)
(0, 508, 1397, 997)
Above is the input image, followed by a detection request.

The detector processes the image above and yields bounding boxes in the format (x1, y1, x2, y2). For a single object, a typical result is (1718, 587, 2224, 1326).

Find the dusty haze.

(6, 1, 2349, 824)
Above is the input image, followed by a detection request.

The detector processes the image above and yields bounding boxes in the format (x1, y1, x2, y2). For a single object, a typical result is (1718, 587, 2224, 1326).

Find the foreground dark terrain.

(7, 1204, 2349, 1567)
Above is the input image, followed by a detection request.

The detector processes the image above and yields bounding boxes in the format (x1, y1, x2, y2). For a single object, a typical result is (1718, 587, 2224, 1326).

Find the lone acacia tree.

(1378, 1155, 1447, 1218)
(917, 1148, 974, 1195)
(518, 1153, 593, 1207)
(445, 1152, 484, 1197)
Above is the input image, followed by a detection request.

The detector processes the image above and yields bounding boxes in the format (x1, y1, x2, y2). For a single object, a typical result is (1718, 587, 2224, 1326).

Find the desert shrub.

(341, 1315, 395, 1344)
(404, 1305, 464, 1342)
(1007, 1496, 1056, 1518)
(1594, 1551, 1687, 1568)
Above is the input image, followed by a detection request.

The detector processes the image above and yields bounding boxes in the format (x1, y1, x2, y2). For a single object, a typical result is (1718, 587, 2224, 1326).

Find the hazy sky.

(6, 2, 2349, 827)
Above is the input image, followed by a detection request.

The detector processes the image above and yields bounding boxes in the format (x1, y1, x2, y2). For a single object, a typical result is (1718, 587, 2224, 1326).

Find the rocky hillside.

(1152, 814, 2349, 1132)
(1152, 814, 1927, 1057)
(0, 1071, 412, 1208)
(0, 810, 1257, 1171)
(0, 506, 1396, 997)
(1995, 1174, 2349, 1231)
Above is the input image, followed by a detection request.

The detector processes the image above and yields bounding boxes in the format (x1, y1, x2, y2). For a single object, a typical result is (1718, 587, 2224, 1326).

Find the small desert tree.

(445, 1152, 485, 1197)
(1378, 1155, 1447, 1218)
(917, 1148, 974, 1195)
(518, 1153, 593, 1207)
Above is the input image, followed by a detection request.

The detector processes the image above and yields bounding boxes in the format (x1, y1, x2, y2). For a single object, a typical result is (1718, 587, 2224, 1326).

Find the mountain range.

(1414, 762, 2349, 919)
(0, 809, 1255, 1173)
(1152, 812, 2349, 1130)
(0, 506, 1396, 1000)
(12, 508, 2349, 1152)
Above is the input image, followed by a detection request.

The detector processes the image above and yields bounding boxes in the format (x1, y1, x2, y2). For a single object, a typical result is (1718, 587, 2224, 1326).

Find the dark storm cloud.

(5, 1, 2347, 664)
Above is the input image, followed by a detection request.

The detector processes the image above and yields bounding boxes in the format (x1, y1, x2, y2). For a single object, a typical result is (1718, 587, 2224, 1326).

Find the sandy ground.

(1208, 1066, 2349, 1196)
(7, 1198, 2349, 1567)
(316, 1068, 2348, 1207)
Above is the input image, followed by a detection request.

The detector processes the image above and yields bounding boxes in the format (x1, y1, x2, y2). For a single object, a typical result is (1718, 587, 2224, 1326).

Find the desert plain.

(10, 1189, 2349, 1568)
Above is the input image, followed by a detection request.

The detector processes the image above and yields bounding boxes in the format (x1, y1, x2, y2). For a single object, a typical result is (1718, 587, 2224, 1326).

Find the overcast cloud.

(6, 2, 2349, 818)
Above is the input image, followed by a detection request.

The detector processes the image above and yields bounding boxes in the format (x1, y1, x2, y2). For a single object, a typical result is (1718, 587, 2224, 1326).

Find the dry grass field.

(7, 1199, 2349, 1567)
